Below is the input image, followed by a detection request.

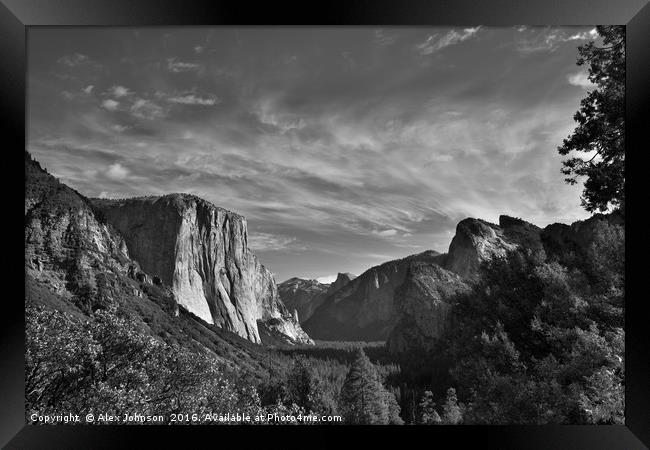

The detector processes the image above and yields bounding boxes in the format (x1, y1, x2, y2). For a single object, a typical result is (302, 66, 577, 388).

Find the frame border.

(3, 0, 649, 448)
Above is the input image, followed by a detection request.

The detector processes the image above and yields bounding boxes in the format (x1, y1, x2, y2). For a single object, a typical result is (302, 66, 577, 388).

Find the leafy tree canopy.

(558, 25, 625, 213)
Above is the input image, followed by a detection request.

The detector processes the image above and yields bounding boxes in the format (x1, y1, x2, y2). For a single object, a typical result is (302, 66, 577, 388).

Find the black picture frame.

(3, 0, 649, 448)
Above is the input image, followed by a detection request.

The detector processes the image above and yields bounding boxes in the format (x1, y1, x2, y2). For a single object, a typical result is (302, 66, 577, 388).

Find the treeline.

(392, 218, 625, 424)
(26, 305, 403, 425)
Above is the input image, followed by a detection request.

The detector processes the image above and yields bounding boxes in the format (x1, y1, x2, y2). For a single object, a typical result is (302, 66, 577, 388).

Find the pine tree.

(286, 356, 327, 414)
(418, 391, 442, 424)
(339, 348, 392, 424)
(383, 388, 405, 425)
(441, 387, 463, 424)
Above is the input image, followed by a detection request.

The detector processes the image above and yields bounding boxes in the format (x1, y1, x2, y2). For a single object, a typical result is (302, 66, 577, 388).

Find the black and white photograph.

(24, 24, 625, 426)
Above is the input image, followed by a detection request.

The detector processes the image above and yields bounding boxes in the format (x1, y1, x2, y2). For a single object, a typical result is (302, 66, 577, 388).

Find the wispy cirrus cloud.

(515, 27, 597, 54)
(28, 27, 595, 280)
(248, 232, 305, 252)
(129, 98, 166, 120)
(416, 27, 481, 55)
(57, 53, 89, 66)
(374, 29, 397, 46)
(166, 93, 220, 106)
(166, 58, 201, 72)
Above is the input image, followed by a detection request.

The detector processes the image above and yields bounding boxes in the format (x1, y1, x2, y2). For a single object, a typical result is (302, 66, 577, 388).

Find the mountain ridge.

(25, 152, 312, 347)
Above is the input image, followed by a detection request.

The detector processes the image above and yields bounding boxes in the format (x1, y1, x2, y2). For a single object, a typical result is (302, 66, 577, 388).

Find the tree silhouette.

(558, 26, 625, 213)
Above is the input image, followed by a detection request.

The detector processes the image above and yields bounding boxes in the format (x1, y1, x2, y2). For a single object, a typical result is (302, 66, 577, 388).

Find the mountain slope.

(277, 277, 330, 323)
(386, 213, 623, 354)
(303, 250, 444, 341)
(386, 262, 468, 354)
(25, 152, 312, 348)
(278, 272, 356, 324)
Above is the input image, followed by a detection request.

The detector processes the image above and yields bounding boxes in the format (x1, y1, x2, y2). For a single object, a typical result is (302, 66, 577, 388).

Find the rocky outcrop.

(444, 215, 543, 279)
(93, 194, 312, 345)
(26, 152, 132, 301)
(541, 212, 623, 260)
(25, 152, 180, 319)
(327, 272, 356, 295)
(387, 213, 623, 354)
(277, 273, 355, 324)
(303, 250, 443, 341)
(386, 263, 468, 354)
(25, 152, 311, 346)
(278, 278, 330, 323)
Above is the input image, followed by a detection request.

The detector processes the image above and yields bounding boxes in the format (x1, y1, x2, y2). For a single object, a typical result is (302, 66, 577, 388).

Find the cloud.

(372, 229, 398, 237)
(83, 85, 94, 94)
(105, 163, 129, 180)
(101, 99, 120, 111)
(28, 27, 594, 282)
(57, 53, 89, 66)
(567, 71, 594, 88)
(130, 98, 166, 120)
(166, 93, 220, 106)
(110, 124, 131, 133)
(374, 29, 396, 46)
(167, 58, 200, 72)
(567, 28, 598, 41)
(516, 27, 597, 54)
(416, 27, 481, 55)
(428, 153, 454, 163)
(194, 45, 204, 54)
(109, 85, 132, 98)
(248, 232, 301, 251)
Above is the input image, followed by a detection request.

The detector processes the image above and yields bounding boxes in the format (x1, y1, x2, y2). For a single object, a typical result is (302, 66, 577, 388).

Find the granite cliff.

(386, 213, 622, 354)
(278, 272, 356, 324)
(25, 152, 312, 346)
(386, 262, 468, 354)
(277, 278, 329, 323)
(327, 272, 356, 295)
(303, 250, 444, 341)
(301, 212, 619, 349)
(92, 195, 312, 345)
(443, 215, 544, 279)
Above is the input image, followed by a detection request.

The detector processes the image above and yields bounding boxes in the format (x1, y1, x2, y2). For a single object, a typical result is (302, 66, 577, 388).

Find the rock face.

(277, 273, 355, 324)
(302, 212, 620, 350)
(277, 278, 330, 323)
(326, 272, 356, 295)
(26, 152, 132, 300)
(303, 250, 444, 341)
(25, 152, 311, 346)
(92, 195, 312, 345)
(386, 213, 622, 354)
(25, 152, 181, 319)
(386, 263, 468, 354)
(541, 212, 623, 260)
(443, 215, 544, 279)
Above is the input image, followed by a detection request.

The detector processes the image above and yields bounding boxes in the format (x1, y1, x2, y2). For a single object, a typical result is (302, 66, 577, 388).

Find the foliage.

(558, 26, 625, 213)
(417, 391, 441, 424)
(441, 388, 463, 424)
(440, 221, 624, 424)
(339, 348, 403, 424)
(26, 305, 266, 423)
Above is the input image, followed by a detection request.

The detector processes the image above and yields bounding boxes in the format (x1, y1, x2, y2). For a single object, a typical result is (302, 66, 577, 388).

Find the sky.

(27, 26, 598, 283)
